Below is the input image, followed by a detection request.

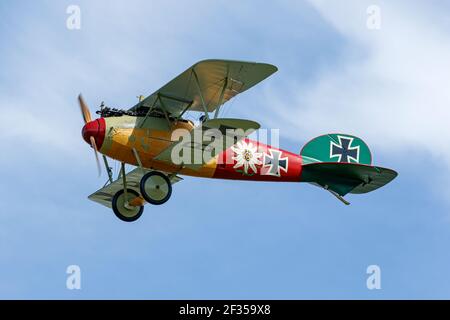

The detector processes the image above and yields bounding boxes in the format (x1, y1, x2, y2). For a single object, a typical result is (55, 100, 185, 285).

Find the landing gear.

(112, 189, 144, 222)
(140, 171, 172, 205)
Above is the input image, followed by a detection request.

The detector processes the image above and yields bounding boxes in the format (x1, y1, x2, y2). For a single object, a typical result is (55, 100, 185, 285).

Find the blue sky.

(1, 0, 450, 299)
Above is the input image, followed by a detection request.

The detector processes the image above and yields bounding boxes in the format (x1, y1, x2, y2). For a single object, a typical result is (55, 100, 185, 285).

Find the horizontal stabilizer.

(301, 162, 397, 197)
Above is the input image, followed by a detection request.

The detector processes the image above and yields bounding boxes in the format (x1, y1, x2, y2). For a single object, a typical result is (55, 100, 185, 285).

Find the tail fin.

(300, 133, 372, 165)
(300, 134, 397, 204)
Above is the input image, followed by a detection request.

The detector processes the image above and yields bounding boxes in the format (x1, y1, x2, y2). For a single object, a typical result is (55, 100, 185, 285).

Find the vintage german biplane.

(79, 59, 397, 222)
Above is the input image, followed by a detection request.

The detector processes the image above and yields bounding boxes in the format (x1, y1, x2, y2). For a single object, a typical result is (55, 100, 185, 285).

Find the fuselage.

(82, 116, 303, 182)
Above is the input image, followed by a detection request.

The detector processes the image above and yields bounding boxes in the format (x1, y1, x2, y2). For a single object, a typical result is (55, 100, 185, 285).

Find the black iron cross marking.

(330, 136, 359, 163)
(263, 149, 288, 176)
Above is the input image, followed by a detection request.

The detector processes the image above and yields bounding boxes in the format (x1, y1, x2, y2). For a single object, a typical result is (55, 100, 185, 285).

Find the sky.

(0, 0, 450, 299)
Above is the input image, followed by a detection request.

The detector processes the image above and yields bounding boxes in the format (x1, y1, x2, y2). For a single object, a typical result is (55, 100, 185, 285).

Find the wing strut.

(132, 148, 145, 174)
(214, 75, 229, 119)
(139, 96, 159, 129)
(121, 162, 128, 199)
(103, 155, 114, 185)
(156, 94, 173, 128)
(192, 68, 210, 121)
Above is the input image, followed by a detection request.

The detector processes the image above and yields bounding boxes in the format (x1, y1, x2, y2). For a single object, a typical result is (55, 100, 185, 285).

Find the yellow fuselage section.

(99, 116, 217, 178)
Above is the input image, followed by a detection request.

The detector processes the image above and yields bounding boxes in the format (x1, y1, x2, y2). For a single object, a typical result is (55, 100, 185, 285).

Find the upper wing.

(88, 168, 182, 208)
(129, 59, 277, 117)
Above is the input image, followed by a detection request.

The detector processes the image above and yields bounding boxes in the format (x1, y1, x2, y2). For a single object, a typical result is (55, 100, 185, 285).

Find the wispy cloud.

(0, 0, 217, 165)
(261, 0, 450, 171)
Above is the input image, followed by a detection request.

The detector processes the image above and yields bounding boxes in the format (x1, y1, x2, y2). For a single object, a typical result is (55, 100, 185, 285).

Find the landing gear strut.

(111, 162, 145, 222)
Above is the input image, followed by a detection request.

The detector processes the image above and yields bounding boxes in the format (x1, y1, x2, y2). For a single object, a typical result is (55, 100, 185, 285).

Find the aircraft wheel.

(140, 171, 172, 205)
(112, 189, 144, 222)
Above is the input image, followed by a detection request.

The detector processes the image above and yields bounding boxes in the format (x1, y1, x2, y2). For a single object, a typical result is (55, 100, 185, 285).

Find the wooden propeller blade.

(78, 94, 92, 124)
(90, 136, 101, 177)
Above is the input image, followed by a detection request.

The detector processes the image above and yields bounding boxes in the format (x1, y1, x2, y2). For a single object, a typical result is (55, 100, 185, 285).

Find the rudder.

(300, 133, 372, 165)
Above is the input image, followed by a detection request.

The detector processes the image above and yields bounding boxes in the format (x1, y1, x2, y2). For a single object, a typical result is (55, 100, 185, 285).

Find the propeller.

(78, 94, 92, 124)
(78, 94, 101, 176)
(90, 136, 102, 176)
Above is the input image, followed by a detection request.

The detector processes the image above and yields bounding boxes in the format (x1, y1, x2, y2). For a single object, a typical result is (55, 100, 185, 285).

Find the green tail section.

(301, 163, 397, 197)
(300, 134, 397, 202)
(300, 133, 372, 165)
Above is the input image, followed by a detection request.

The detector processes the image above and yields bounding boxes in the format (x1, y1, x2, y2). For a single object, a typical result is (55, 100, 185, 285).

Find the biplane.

(79, 59, 397, 222)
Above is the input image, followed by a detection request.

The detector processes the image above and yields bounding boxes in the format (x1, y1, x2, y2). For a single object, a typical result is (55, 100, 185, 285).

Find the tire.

(140, 171, 172, 205)
(112, 189, 144, 222)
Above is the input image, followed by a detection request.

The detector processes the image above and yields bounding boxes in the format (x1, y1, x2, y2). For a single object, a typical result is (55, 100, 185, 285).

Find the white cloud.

(0, 0, 215, 165)
(262, 0, 450, 170)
